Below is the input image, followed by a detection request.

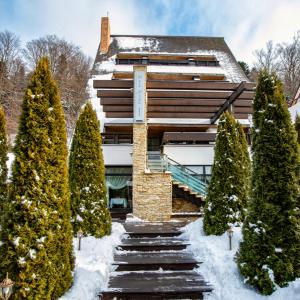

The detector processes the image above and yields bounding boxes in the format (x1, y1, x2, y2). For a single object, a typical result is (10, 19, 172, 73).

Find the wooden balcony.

(102, 133, 133, 144)
(94, 79, 255, 123)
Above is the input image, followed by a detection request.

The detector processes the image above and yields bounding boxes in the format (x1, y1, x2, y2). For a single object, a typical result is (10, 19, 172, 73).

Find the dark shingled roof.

(92, 34, 248, 82)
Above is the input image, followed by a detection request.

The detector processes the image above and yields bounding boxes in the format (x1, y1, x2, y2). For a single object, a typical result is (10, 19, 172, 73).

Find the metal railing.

(147, 152, 208, 196)
(101, 133, 133, 144)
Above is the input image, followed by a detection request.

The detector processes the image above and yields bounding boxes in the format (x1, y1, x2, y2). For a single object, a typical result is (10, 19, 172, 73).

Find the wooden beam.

(148, 90, 253, 99)
(99, 97, 252, 107)
(147, 81, 254, 91)
(103, 106, 133, 112)
(94, 80, 133, 89)
(101, 105, 251, 114)
(148, 98, 252, 106)
(233, 107, 253, 114)
(100, 98, 133, 105)
(106, 112, 133, 118)
(148, 106, 218, 113)
(94, 79, 255, 91)
(147, 112, 213, 118)
(97, 90, 132, 98)
(148, 98, 225, 106)
(210, 81, 247, 124)
(98, 89, 254, 100)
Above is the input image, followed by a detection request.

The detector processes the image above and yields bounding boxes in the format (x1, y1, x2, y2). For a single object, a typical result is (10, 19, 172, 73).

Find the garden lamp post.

(77, 228, 83, 251)
(227, 227, 234, 250)
(0, 273, 14, 300)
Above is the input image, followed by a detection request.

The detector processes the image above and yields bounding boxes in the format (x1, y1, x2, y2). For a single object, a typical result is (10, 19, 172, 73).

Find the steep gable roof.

(92, 34, 249, 82)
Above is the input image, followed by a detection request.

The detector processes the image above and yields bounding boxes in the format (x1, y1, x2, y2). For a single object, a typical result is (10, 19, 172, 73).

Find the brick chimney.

(100, 17, 110, 54)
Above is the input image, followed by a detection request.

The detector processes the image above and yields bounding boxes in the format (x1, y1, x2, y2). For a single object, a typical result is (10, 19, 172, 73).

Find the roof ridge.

(111, 34, 224, 39)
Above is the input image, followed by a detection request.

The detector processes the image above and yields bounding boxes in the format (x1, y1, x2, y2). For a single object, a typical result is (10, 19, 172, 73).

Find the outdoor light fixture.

(227, 227, 234, 250)
(0, 273, 14, 300)
(77, 228, 83, 251)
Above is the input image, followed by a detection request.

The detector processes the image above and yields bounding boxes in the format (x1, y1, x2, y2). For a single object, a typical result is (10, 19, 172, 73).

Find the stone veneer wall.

(132, 123, 172, 221)
(172, 198, 200, 213)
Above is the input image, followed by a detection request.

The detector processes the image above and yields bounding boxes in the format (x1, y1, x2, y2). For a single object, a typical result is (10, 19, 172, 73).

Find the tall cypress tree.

(236, 122, 251, 210)
(0, 58, 73, 299)
(0, 106, 8, 212)
(295, 114, 300, 144)
(238, 70, 300, 295)
(203, 111, 250, 235)
(69, 102, 111, 237)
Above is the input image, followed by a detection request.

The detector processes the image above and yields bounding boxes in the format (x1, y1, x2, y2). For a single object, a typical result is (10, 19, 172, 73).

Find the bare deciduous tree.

(277, 32, 300, 102)
(253, 32, 300, 104)
(23, 35, 92, 133)
(254, 41, 279, 73)
(0, 31, 25, 137)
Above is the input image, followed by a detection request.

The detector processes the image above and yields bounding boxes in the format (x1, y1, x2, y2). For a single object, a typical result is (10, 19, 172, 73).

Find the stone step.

(117, 237, 190, 251)
(124, 222, 185, 238)
(100, 270, 212, 300)
(113, 251, 200, 271)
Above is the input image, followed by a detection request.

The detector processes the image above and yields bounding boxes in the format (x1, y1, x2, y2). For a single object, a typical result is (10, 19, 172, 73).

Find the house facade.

(88, 17, 255, 221)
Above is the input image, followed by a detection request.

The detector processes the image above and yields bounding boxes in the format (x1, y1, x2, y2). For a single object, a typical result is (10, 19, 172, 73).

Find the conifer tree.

(0, 57, 73, 299)
(203, 112, 250, 235)
(238, 70, 300, 295)
(295, 114, 300, 144)
(69, 102, 111, 237)
(0, 106, 8, 213)
(236, 122, 251, 209)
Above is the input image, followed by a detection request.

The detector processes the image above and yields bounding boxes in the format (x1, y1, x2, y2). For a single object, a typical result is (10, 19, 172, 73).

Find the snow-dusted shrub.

(69, 102, 111, 238)
(0, 58, 74, 298)
(238, 70, 300, 295)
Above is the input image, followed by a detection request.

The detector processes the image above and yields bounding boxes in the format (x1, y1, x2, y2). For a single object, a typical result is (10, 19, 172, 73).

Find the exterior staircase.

(100, 222, 212, 299)
(147, 152, 208, 202)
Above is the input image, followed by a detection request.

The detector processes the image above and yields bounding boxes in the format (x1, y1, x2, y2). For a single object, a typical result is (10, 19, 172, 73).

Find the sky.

(0, 0, 299, 66)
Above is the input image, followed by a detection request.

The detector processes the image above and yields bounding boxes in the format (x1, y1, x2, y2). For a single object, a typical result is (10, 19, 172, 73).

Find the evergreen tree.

(238, 70, 300, 295)
(0, 106, 8, 213)
(295, 114, 300, 144)
(0, 57, 73, 299)
(236, 122, 251, 209)
(69, 102, 111, 237)
(203, 111, 250, 235)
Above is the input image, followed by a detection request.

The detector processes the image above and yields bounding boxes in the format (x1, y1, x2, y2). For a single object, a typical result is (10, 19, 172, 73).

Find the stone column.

(132, 66, 172, 222)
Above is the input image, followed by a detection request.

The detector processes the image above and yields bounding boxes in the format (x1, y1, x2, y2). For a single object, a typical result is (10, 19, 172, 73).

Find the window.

(116, 58, 220, 67)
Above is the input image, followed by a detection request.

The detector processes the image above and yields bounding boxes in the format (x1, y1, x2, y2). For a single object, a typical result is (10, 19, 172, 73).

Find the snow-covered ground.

(184, 218, 300, 300)
(59, 222, 125, 300)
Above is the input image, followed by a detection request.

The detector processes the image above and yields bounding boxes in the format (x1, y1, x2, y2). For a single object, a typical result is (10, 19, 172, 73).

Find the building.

(289, 83, 300, 121)
(88, 17, 255, 221)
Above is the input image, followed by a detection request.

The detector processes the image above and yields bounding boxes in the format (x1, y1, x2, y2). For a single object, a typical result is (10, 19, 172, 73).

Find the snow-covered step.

(113, 251, 201, 271)
(100, 221, 212, 299)
(117, 237, 190, 251)
(101, 270, 212, 299)
(124, 222, 185, 237)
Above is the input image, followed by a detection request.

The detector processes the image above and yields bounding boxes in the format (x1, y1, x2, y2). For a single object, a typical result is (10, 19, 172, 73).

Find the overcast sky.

(0, 0, 299, 66)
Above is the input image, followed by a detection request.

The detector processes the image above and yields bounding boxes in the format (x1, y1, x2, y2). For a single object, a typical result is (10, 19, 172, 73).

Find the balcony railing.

(102, 133, 133, 144)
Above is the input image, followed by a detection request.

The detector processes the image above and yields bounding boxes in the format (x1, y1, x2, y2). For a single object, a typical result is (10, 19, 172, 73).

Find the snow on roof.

(93, 35, 248, 83)
(114, 36, 160, 51)
(94, 50, 245, 83)
(86, 73, 113, 132)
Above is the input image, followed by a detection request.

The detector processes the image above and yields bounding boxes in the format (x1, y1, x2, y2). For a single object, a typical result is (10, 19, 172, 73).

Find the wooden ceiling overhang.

(94, 79, 255, 124)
